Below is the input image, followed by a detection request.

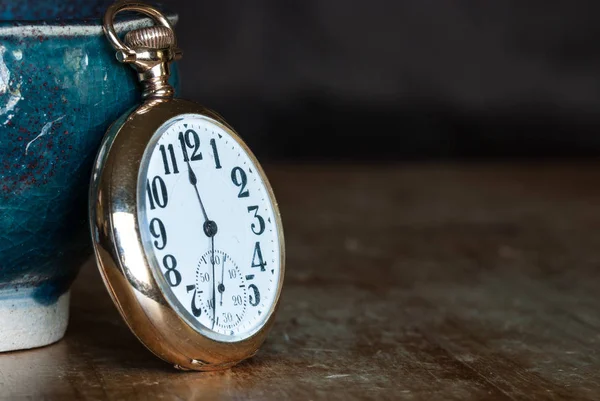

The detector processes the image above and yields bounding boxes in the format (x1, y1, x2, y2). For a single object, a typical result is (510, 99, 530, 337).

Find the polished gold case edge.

(89, 98, 285, 371)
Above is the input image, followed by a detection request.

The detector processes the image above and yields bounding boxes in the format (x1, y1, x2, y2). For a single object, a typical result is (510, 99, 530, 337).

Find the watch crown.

(103, 2, 180, 99)
(124, 26, 175, 49)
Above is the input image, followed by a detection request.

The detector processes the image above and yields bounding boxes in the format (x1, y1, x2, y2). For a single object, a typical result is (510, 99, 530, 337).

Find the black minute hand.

(186, 159, 208, 221)
(186, 159, 218, 237)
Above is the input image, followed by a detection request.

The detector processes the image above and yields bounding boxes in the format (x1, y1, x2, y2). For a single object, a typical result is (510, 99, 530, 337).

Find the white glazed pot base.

(0, 289, 69, 352)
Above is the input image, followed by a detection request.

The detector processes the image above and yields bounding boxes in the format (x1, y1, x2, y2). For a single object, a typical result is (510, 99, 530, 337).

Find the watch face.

(137, 113, 283, 342)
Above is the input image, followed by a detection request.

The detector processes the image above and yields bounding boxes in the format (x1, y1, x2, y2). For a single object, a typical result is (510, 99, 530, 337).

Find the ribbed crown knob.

(124, 26, 175, 49)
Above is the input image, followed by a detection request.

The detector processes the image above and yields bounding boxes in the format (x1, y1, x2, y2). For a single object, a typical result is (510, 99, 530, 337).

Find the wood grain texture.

(1, 164, 599, 400)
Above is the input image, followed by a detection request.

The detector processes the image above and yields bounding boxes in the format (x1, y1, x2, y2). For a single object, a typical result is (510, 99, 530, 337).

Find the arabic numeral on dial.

(146, 176, 168, 210)
(163, 254, 181, 287)
(149, 218, 167, 250)
(178, 129, 203, 161)
(231, 167, 249, 198)
(159, 144, 179, 175)
(247, 205, 265, 235)
(249, 284, 260, 307)
(198, 272, 210, 283)
(251, 241, 267, 271)
(210, 138, 222, 169)
(207, 299, 214, 309)
(228, 269, 237, 279)
(190, 289, 202, 317)
(223, 312, 233, 323)
(232, 295, 242, 306)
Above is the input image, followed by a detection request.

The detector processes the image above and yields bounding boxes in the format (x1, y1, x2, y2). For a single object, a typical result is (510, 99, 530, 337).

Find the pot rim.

(0, 12, 177, 37)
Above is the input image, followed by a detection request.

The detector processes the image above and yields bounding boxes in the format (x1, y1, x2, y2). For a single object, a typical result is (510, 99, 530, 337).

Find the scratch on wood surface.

(307, 364, 329, 369)
(325, 374, 351, 379)
(301, 348, 339, 352)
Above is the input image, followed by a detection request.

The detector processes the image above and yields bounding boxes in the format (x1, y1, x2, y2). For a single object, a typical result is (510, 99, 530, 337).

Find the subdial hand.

(218, 255, 226, 306)
(211, 235, 216, 328)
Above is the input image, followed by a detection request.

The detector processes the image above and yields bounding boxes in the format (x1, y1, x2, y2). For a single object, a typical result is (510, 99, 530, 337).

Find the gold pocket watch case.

(89, 1, 285, 371)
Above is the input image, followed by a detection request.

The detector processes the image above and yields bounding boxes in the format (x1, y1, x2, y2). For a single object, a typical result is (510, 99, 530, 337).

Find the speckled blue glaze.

(0, 1, 179, 305)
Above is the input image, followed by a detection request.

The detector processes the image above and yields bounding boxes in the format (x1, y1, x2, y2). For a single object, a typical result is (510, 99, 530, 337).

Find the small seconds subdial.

(195, 250, 247, 333)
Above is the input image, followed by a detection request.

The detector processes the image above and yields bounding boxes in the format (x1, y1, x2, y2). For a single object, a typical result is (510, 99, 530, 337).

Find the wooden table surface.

(1, 164, 599, 400)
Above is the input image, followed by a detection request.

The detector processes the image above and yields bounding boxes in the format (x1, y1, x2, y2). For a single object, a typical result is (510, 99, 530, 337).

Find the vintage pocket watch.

(89, 1, 285, 371)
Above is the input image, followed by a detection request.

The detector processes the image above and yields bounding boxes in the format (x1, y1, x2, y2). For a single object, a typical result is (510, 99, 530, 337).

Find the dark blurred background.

(169, 0, 600, 161)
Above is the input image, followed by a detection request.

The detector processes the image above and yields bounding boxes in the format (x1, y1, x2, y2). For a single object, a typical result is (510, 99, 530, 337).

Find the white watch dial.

(137, 113, 282, 341)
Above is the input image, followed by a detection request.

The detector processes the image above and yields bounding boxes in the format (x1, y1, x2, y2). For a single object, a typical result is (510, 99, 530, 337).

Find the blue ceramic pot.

(0, 0, 178, 351)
